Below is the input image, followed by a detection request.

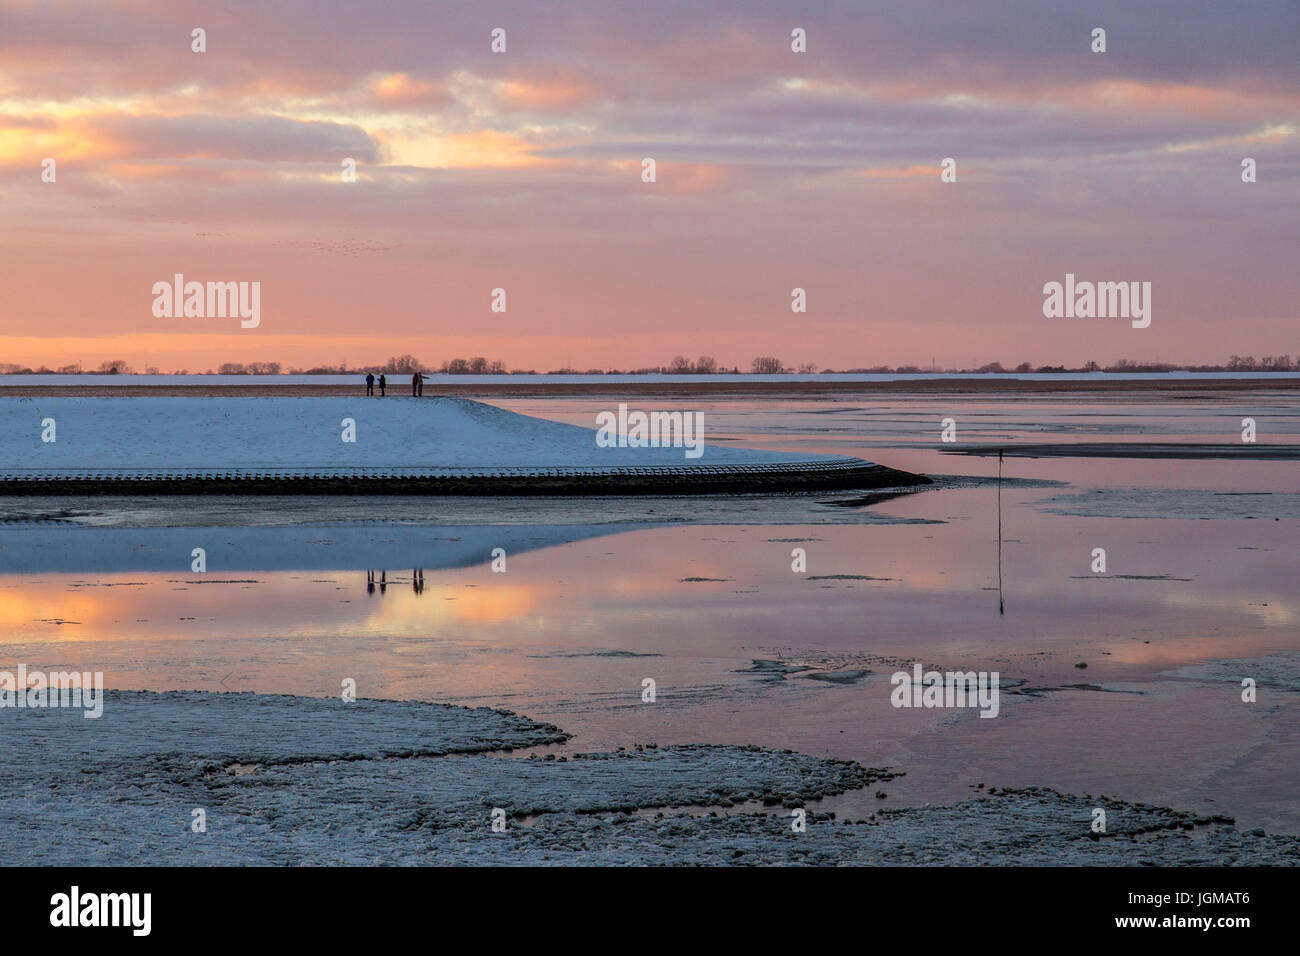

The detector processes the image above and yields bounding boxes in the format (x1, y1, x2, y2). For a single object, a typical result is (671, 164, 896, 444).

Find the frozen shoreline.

(948, 442, 1300, 460)
(3, 690, 1294, 866)
(0, 396, 926, 494)
(2, 396, 822, 471)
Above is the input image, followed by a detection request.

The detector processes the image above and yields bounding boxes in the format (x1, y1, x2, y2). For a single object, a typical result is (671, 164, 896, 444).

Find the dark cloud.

(91, 114, 379, 163)
(2, 0, 1297, 98)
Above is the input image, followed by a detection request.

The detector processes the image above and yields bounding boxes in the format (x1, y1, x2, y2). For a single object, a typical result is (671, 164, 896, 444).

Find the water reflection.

(0, 391, 1297, 832)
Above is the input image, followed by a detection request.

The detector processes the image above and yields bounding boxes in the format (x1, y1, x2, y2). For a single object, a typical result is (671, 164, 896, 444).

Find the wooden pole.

(997, 449, 1004, 615)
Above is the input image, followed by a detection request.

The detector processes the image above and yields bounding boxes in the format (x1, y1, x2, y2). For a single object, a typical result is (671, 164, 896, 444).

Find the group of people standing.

(364, 371, 426, 396)
(366, 569, 424, 595)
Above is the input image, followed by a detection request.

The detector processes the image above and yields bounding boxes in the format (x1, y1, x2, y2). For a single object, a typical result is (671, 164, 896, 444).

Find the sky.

(0, 0, 1297, 372)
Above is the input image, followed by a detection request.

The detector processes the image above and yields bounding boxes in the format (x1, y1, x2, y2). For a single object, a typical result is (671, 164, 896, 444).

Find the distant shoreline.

(3, 376, 1299, 399)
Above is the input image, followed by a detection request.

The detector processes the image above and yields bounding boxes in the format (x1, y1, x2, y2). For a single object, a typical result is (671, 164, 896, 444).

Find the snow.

(1159, 653, 1300, 693)
(1037, 488, 1300, 520)
(0, 396, 852, 475)
(3, 690, 1294, 865)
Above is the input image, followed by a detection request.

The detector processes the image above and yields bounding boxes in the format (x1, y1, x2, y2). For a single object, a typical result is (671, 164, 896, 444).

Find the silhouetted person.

(380, 570, 387, 594)
(411, 372, 419, 396)
(365, 372, 374, 396)
(378, 373, 386, 396)
(417, 372, 425, 397)
(412, 568, 424, 595)
(366, 570, 375, 595)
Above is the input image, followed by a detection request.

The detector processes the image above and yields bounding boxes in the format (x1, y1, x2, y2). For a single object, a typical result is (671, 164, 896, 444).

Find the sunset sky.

(0, 0, 1296, 372)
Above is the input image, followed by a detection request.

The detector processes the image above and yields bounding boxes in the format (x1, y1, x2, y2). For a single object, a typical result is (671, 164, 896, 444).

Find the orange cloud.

(379, 127, 560, 169)
(0, 112, 117, 167)
(369, 72, 448, 109)
(499, 72, 596, 111)
(1164, 123, 1294, 153)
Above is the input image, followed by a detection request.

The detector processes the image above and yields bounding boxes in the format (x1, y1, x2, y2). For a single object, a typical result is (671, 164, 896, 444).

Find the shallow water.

(3, 391, 1297, 833)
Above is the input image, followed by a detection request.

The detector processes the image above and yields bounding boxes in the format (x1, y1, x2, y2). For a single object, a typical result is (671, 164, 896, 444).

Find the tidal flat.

(1, 385, 1296, 864)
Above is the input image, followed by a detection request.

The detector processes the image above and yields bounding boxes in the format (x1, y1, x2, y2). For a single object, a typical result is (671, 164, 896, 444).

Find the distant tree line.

(438, 357, 507, 374)
(218, 362, 282, 374)
(3, 354, 1298, 375)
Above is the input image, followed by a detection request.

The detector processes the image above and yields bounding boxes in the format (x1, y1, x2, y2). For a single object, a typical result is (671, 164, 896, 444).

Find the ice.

(4, 690, 1293, 865)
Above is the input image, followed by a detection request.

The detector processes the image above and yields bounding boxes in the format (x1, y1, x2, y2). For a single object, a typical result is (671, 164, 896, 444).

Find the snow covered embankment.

(0, 396, 853, 475)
